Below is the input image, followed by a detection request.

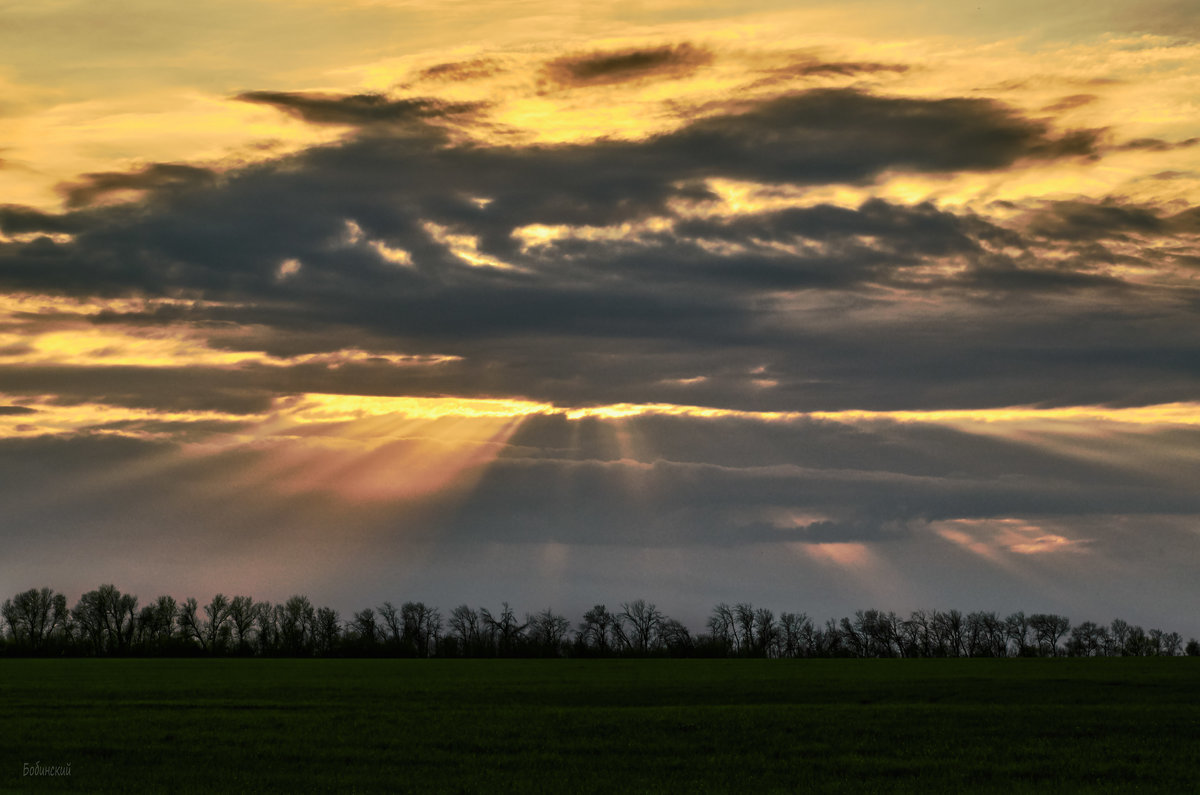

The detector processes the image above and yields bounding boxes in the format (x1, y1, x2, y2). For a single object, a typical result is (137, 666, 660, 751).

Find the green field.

(2, 658, 1198, 792)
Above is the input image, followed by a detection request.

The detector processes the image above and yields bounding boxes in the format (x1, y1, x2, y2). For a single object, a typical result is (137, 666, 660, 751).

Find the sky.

(2, 0, 1199, 635)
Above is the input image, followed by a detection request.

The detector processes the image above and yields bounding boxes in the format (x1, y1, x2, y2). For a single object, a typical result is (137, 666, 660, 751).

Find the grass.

(2, 657, 1198, 792)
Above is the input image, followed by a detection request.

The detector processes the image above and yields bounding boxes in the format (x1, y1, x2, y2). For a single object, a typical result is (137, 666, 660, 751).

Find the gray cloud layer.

(3, 84, 1176, 418)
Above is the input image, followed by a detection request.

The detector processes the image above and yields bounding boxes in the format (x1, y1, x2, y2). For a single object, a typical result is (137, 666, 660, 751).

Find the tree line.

(3, 585, 1197, 659)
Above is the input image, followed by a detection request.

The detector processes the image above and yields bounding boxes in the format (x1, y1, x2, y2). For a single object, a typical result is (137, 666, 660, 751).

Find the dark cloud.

(748, 57, 909, 90)
(59, 163, 218, 209)
(1041, 94, 1098, 112)
(0, 87, 1104, 294)
(1020, 200, 1167, 241)
(542, 43, 712, 87)
(235, 91, 485, 127)
(1115, 136, 1200, 151)
(0, 204, 89, 235)
(0, 405, 36, 415)
(417, 58, 504, 82)
(1, 86, 1193, 416)
(655, 90, 1101, 182)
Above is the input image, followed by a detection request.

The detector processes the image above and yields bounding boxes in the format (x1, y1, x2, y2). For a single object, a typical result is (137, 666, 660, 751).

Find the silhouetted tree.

(659, 618, 693, 656)
(577, 604, 617, 656)
(351, 608, 380, 653)
(618, 600, 663, 655)
(1067, 621, 1107, 657)
(314, 606, 341, 655)
(735, 603, 757, 656)
(1030, 613, 1070, 656)
(706, 603, 738, 655)
(401, 602, 441, 657)
(254, 601, 280, 655)
(481, 603, 526, 656)
(278, 595, 316, 655)
(2, 588, 67, 652)
(377, 601, 403, 652)
(177, 597, 206, 653)
(753, 608, 778, 658)
(73, 585, 136, 655)
(10, 583, 1199, 660)
(817, 618, 846, 657)
(227, 596, 259, 654)
(902, 609, 935, 657)
(203, 594, 233, 654)
(527, 608, 570, 657)
(135, 595, 178, 654)
(448, 605, 481, 656)
(1005, 612, 1034, 657)
(778, 612, 813, 658)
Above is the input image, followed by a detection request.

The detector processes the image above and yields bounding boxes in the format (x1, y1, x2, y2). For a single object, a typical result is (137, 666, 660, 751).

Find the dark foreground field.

(2, 658, 1198, 792)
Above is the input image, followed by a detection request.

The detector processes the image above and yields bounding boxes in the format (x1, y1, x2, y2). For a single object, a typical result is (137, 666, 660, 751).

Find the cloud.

(58, 164, 217, 209)
(235, 91, 485, 127)
(1019, 199, 1169, 241)
(542, 43, 713, 87)
(0, 205, 88, 235)
(652, 90, 1101, 183)
(417, 57, 504, 82)
(748, 56, 909, 90)
(0, 85, 1193, 418)
(1041, 94, 1098, 112)
(1115, 136, 1200, 152)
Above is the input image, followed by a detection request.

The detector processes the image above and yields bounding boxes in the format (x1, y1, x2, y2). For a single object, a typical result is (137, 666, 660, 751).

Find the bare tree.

(778, 612, 812, 658)
(278, 595, 316, 655)
(377, 602, 403, 650)
(735, 603, 757, 656)
(314, 606, 341, 655)
(527, 608, 570, 656)
(1067, 621, 1107, 657)
(203, 594, 233, 654)
(448, 605, 480, 656)
(254, 601, 280, 654)
(817, 618, 845, 657)
(577, 605, 616, 655)
(1030, 613, 1070, 657)
(706, 603, 738, 655)
(2, 588, 68, 652)
(976, 611, 1008, 658)
(177, 597, 206, 652)
(1108, 619, 1132, 656)
(136, 595, 178, 652)
(659, 618, 693, 655)
(753, 608, 778, 658)
(351, 608, 380, 650)
(903, 609, 936, 657)
(934, 609, 966, 657)
(859, 610, 902, 657)
(73, 585, 136, 655)
(840, 614, 868, 657)
(401, 602, 441, 657)
(227, 596, 259, 654)
(618, 600, 663, 655)
(481, 603, 526, 655)
(1005, 612, 1034, 657)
